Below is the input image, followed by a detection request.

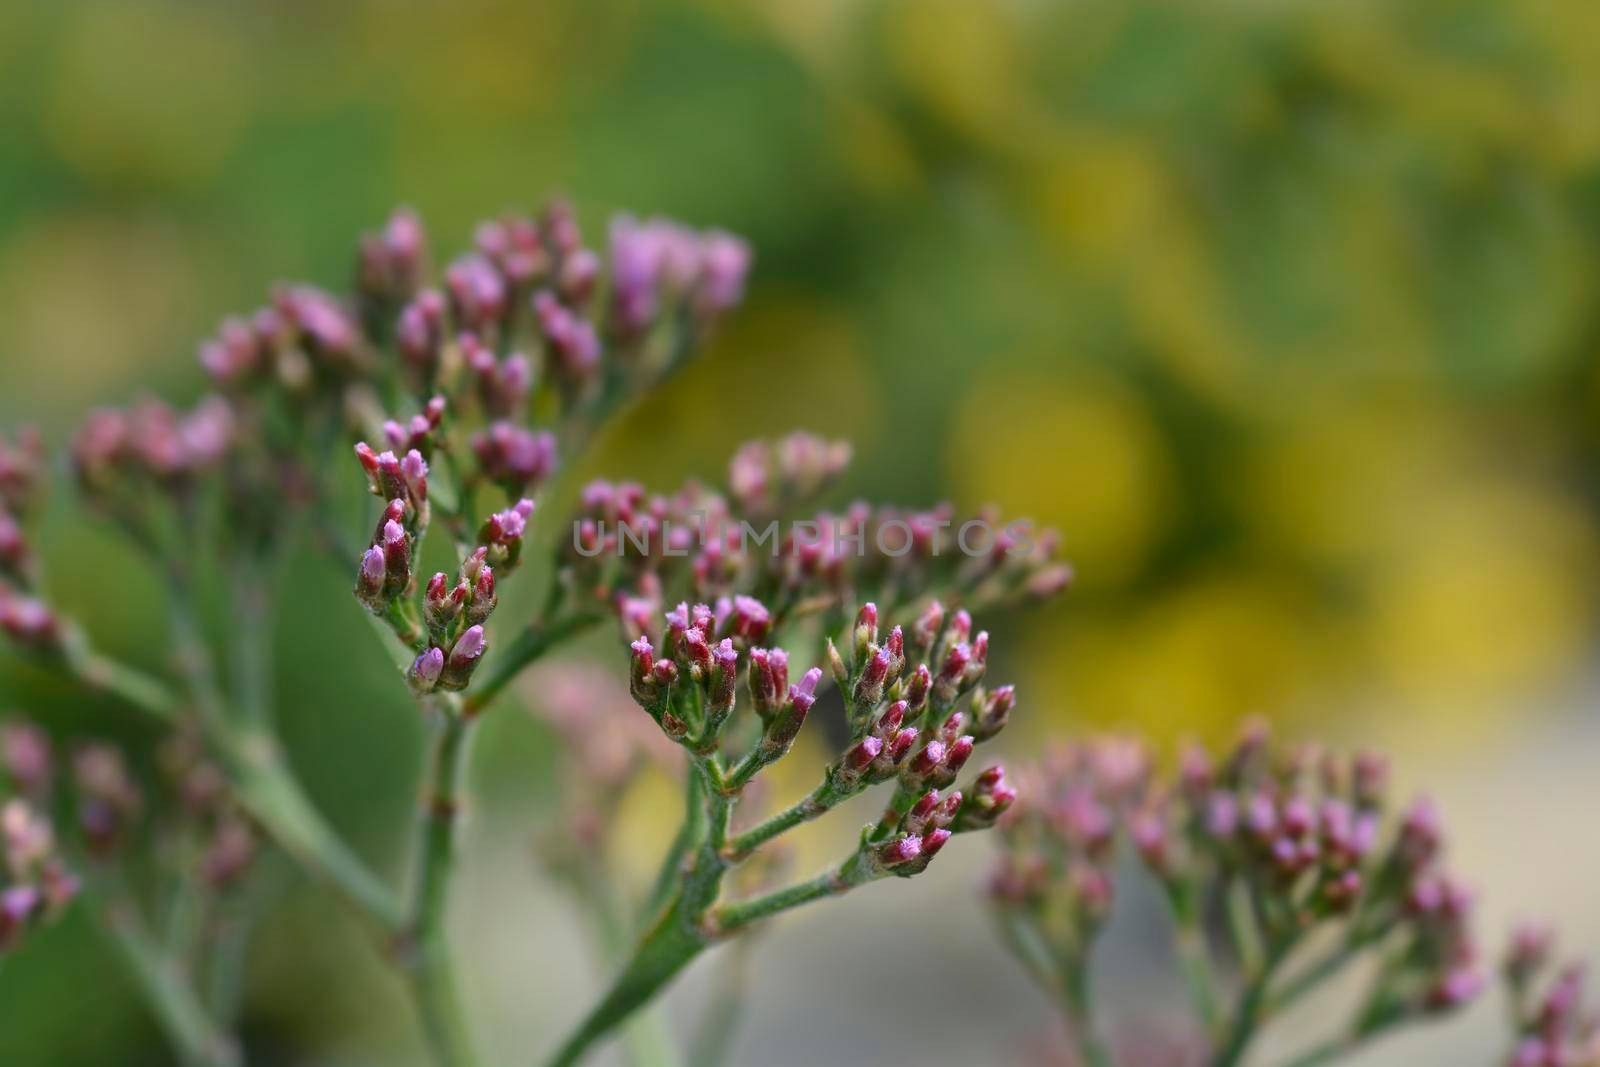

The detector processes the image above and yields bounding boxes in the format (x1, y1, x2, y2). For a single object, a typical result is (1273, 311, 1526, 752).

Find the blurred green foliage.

(2, 0, 1599, 1062)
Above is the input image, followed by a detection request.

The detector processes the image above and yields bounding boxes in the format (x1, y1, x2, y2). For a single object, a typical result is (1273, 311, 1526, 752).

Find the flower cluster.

(568, 431, 1070, 645)
(989, 724, 1483, 1067)
(0, 429, 58, 652)
(625, 595, 1017, 891)
(988, 739, 1143, 968)
(1504, 926, 1600, 1066)
(1, 722, 78, 952)
(407, 549, 497, 695)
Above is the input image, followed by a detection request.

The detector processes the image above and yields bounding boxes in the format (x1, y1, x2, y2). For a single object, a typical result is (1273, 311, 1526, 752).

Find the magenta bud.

(1206, 792, 1238, 839)
(826, 640, 848, 688)
(843, 736, 883, 775)
(852, 646, 892, 710)
(853, 602, 878, 663)
(878, 835, 922, 867)
(1506, 923, 1554, 985)
(1281, 796, 1316, 838)
(920, 828, 952, 858)
(912, 599, 944, 652)
(729, 595, 770, 645)
(908, 790, 940, 827)
(911, 740, 946, 778)
(944, 735, 975, 774)
(875, 700, 907, 739)
(438, 626, 486, 691)
(937, 712, 965, 744)
(359, 547, 385, 589)
(1426, 966, 1486, 1012)
(886, 727, 918, 764)
(707, 638, 738, 723)
(974, 684, 1014, 740)
(932, 643, 972, 707)
(1398, 797, 1443, 868)
(630, 636, 655, 676)
(885, 623, 903, 656)
(906, 664, 931, 712)
(450, 626, 485, 666)
(409, 647, 445, 694)
(683, 627, 713, 676)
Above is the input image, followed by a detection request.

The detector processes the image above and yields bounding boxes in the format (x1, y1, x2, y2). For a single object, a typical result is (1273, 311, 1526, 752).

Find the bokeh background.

(2, 0, 1599, 1063)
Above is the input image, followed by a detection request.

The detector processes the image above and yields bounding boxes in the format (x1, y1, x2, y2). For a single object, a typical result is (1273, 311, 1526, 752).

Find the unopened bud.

(853, 647, 891, 711)
(905, 664, 931, 713)
(932, 643, 971, 708)
(910, 740, 946, 780)
(728, 595, 770, 645)
(840, 736, 883, 780)
(955, 765, 1016, 831)
(465, 566, 497, 626)
(972, 684, 1014, 741)
(439, 626, 486, 690)
(826, 639, 848, 689)
(874, 701, 906, 739)
(886, 727, 918, 765)
(911, 600, 944, 655)
(706, 638, 738, 728)
(853, 602, 878, 664)
(408, 647, 445, 695)
(877, 834, 922, 868)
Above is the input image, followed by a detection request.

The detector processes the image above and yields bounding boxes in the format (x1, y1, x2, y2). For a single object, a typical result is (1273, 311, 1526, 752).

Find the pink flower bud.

(911, 740, 946, 778)
(409, 647, 445, 694)
(853, 647, 892, 709)
(912, 600, 944, 652)
(886, 728, 918, 765)
(878, 834, 922, 868)
(944, 736, 975, 777)
(843, 736, 883, 775)
(875, 700, 906, 739)
(905, 664, 931, 712)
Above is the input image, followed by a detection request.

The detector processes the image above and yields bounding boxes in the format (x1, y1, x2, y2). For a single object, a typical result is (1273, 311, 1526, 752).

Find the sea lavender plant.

(0, 722, 79, 958)
(989, 724, 1484, 1067)
(0, 200, 1070, 1066)
(1502, 925, 1600, 1066)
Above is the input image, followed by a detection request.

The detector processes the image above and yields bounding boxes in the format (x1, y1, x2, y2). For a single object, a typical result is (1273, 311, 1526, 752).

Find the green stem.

(1273, 1034, 1360, 1067)
(162, 564, 405, 931)
(1227, 877, 1264, 975)
(542, 896, 713, 1067)
(722, 780, 834, 861)
(229, 564, 276, 726)
(645, 773, 706, 920)
(231, 752, 406, 930)
(687, 936, 755, 1067)
(1061, 950, 1114, 1067)
(402, 708, 482, 1067)
(72, 646, 183, 722)
(1265, 942, 1362, 1019)
(1213, 941, 1294, 1067)
(560, 840, 681, 1067)
(1174, 920, 1221, 1036)
(711, 867, 846, 929)
(107, 907, 240, 1067)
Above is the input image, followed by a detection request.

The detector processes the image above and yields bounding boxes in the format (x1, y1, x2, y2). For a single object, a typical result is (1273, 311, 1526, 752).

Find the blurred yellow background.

(1, 1, 1598, 1063)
